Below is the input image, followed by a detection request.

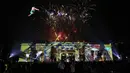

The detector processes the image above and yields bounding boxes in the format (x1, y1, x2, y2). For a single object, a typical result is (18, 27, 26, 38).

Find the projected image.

(18, 42, 113, 62)
(84, 44, 100, 61)
(19, 43, 45, 62)
(84, 43, 113, 61)
(44, 44, 51, 62)
(19, 43, 31, 62)
(104, 44, 113, 60)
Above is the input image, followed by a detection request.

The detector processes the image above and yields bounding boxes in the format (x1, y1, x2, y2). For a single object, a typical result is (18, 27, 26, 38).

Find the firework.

(28, 0, 96, 41)
(28, 7, 39, 17)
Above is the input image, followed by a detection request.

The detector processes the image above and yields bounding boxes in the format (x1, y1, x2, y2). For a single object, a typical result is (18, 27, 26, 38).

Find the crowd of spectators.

(0, 60, 129, 73)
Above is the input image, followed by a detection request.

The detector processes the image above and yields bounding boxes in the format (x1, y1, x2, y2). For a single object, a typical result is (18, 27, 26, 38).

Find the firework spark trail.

(28, 7, 40, 17)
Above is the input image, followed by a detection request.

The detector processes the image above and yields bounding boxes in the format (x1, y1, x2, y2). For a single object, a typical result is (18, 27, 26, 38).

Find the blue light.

(105, 47, 110, 51)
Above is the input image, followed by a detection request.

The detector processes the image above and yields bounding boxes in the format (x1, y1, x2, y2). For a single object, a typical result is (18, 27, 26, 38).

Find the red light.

(73, 28, 77, 33)
(57, 32, 63, 40)
(58, 32, 62, 37)
(57, 32, 68, 41)
(58, 34, 61, 38)
(60, 37, 63, 40)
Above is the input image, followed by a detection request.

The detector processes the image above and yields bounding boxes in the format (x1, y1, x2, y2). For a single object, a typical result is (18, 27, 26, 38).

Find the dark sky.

(8, 0, 129, 43)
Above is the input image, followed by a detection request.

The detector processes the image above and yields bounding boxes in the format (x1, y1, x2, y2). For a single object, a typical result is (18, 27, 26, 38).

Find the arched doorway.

(61, 53, 66, 61)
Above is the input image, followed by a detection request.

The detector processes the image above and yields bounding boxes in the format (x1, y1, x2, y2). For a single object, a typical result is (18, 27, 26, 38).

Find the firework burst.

(28, 0, 96, 41)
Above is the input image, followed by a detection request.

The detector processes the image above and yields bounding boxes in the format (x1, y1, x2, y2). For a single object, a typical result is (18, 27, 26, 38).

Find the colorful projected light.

(104, 44, 113, 60)
(19, 42, 114, 62)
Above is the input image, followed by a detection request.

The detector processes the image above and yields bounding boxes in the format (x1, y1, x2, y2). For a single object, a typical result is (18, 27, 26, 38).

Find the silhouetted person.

(58, 60, 65, 73)
(70, 62, 75, 73)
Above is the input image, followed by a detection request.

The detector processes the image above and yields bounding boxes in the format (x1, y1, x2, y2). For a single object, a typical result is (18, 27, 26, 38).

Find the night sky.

(8, 0, 129, 53)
